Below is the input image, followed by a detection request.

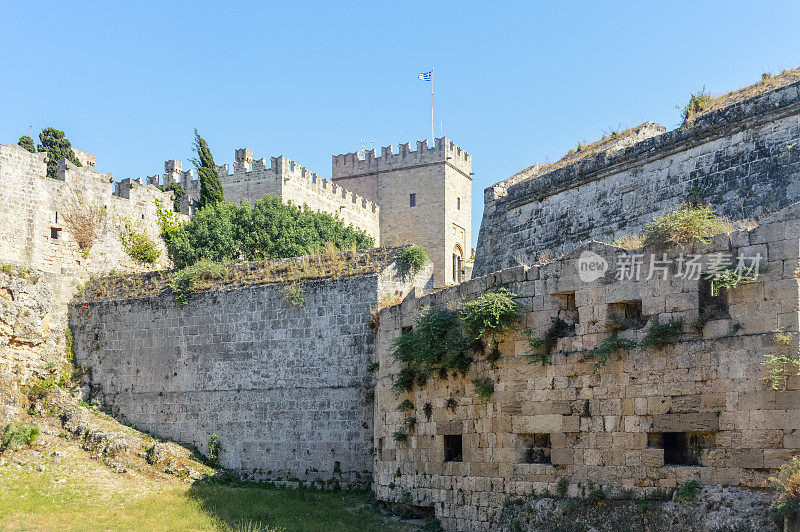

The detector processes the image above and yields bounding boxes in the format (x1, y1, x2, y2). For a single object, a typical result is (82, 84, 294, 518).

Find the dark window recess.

(649, 431, 715, 466)
(457, 197, 461, 210)
(409, 193, 416, 207)
(50, 227, 61, 239)
(699, 279, 729, 320)
(553, 292, 579, 325)
(608, 300, 645, 331)
(520, 433, 551, 464)
(444, 434, 462, 462)
(54, 211, 58, 223)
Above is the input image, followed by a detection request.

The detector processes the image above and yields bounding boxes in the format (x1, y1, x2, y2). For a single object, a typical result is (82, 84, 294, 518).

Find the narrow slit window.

(409, 193, 416, 207)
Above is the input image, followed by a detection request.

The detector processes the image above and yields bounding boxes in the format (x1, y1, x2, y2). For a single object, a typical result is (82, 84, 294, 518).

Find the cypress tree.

(37, 127, 82, 179)
(192, 130, 224, 209)
(18, 135, 35, 153)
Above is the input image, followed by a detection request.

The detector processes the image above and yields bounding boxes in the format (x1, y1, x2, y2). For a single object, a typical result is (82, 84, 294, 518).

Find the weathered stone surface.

(474, 80, 800, 276)
(70, 255, 431, 488)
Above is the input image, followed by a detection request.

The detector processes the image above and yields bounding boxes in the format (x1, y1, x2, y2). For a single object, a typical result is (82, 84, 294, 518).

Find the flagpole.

(430, 66, 435, 145)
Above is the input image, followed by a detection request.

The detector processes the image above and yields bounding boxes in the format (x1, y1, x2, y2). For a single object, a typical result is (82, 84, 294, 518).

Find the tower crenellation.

(332, 137, 471, 179)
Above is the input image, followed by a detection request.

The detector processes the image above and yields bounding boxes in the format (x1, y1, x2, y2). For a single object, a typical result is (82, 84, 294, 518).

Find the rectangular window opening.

(699, 278, 730, 321)
(518, 433, 551, 464)
(607, 300, 645, 331)
(649, 431, 715, 466)
(457, 197, 461, 210)
(444, 434, 462, 462)
(552, 291, 579, 332)
(409, 193, 416, 207)
(50, 227, 61, 240)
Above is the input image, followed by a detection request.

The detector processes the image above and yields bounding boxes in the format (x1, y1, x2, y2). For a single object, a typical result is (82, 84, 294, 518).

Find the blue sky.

(2, 1, 799, 247)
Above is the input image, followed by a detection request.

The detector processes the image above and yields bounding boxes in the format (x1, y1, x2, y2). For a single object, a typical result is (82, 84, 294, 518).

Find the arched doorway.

(452, 244, 464, 284)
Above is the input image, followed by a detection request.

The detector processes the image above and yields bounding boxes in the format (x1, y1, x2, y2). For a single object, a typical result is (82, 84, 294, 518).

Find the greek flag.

(418, 70, 432, 82)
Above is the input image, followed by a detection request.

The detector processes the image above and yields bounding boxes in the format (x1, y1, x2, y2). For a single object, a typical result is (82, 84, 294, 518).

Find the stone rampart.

(375, 204, 800, 530)
(474, 80, 800, 276)
(69, 249, 432, 487)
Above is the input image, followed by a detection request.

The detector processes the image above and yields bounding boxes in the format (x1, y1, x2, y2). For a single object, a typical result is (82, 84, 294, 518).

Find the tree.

(162, 196, 374, 269)
(17, 136, 35, 153)
(156, 182, 187, 212)
(37, 127, 82, 179)
(192, 130, 224, 209)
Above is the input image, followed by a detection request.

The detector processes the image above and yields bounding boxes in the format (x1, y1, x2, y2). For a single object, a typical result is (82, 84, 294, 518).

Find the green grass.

(0, 453, 412, 532)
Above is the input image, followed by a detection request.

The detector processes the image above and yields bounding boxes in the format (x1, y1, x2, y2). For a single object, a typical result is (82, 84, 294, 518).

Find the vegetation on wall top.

(160, 196, 374, 270)
(642, 204, 732, 248)
(398, 245, 429, 277)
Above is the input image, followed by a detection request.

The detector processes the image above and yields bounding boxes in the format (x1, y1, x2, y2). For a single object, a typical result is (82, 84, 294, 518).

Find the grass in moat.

(0, 450, 415, 532)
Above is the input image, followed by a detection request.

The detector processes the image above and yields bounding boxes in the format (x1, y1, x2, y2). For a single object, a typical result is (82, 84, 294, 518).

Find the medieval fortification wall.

(69, 251, 432, 487)
(375, 205, 800, 530)
(162, 150, 381, 243)
(474, 79, 800, 276)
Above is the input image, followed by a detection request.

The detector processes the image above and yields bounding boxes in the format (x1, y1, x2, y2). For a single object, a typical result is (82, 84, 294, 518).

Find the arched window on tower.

(452, 244, 464, 284)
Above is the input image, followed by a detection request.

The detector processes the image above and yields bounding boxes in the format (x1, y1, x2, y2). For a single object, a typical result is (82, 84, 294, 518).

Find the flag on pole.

(417, 70, 432, 82)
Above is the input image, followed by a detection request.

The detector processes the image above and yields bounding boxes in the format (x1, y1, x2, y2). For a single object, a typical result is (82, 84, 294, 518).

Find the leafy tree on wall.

(162, 196, 374, 269)
(192, 130, 224, 209)
(37, 127, 82, 179)
(17, 136, 35, 153)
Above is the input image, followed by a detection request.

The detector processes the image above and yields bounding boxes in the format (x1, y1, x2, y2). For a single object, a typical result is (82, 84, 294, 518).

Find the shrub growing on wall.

(391, 289, 522, 396)
(642, 204, 732, 248)
(156, 182, 187, 212)
(120, 221, 160, 264)
(398, 245, 429, 277)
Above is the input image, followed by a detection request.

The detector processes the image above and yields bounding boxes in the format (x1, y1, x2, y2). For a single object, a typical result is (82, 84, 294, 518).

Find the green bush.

(674, 479, 701, 502)
(164, 197, 374, 270)
(18, 135, 35, 153)
(398, 245, 430, 277)
(170, 259, 225, 305)
(526, 319, 573, 366)
(640, 319, 683, 349)
(391, 307, 470, 394)
(156, 182, 187, 212)
(769, 457, 800, 525)
(473, 377, 494, 404)
(761, 354, 800, 391)
(461, 287, 521, 340)
(121, 223, 160, 264)
(709, 265, 759, 296)
(586, 335, 637, 370)
(37, 127, 82, 179)
(1, 423, 40, 453)
(682, 88, 712, 124)
(642, 204, 732, 248)
(207, 433, 221, 467)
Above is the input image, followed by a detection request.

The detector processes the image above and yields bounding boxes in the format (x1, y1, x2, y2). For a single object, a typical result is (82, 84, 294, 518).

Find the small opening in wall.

(401, 326, 413, 335)
(519, 433, 551, 464)
(443, 434, 462, 462)
(649, 431, 715, 466)
(141, 214, 145, 220)
(552, 291, 579, 328)
(50, 227, 61, 240)
(409, 193, 416, 207)
(54, 211, 58, 223)
(699, 278, 730, 321)
(457, 197, 461, 210)
(607, 300, 645, 331)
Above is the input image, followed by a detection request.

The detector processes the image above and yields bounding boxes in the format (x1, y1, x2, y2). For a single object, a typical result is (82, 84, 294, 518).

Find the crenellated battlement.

(332, 136, 471, 179)
(166, 150, 379, 219)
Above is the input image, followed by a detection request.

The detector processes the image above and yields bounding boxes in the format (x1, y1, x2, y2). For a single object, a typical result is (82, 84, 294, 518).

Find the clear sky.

(2, 1, 799, 247)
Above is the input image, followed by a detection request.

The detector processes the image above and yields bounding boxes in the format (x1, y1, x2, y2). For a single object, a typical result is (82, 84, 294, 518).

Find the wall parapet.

(332, 136, 472, 179)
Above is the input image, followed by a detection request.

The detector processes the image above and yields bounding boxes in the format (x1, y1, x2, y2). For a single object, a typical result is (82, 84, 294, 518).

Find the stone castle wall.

(164, 151, 381, 243)
(374, 205, 800, 530)
(69, 252, 432, 487)
(0, 144, 176, 324)
(333, 138, 472, 287)
(474, 80, 800, 276)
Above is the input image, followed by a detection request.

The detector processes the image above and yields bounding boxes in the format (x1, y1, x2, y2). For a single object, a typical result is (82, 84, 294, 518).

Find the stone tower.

(332, 137, 471, 287)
